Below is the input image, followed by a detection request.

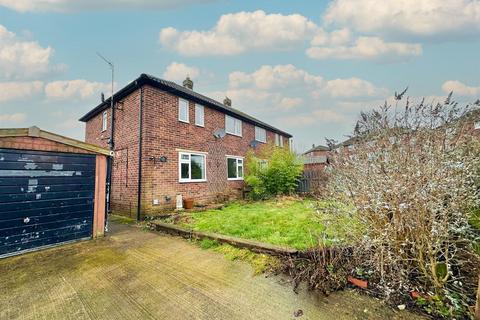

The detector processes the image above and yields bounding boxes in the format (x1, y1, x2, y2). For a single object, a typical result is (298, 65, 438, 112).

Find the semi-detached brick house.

(80, 74, 292, 219)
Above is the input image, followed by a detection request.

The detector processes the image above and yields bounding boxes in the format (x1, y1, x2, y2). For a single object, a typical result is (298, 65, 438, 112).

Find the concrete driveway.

(0, 222, 420, 320)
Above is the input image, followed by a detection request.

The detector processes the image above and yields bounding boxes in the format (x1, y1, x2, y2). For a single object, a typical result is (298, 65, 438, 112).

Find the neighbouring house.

(80, 74, 292, 218)
(302, 144, 330, 172)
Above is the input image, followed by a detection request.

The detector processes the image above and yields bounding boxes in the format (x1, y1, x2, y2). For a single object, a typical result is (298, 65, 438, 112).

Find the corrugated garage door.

(0, 148, 96, 257)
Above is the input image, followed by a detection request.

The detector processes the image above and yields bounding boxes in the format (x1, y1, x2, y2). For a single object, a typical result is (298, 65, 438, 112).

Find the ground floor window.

(179, 152, 206, 182)
(227, 156, 244, 180)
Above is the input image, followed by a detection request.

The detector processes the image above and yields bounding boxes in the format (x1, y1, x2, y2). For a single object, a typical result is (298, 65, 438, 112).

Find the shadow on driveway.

(0, 221, 422, 319)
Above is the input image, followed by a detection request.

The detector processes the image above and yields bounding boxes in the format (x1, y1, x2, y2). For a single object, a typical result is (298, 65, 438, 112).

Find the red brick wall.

(86, 90, 141, 217)
(85, 84, 290, 217)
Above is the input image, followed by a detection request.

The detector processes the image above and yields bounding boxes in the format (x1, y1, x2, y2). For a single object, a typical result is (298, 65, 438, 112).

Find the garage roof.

(0, 126, 112, 156)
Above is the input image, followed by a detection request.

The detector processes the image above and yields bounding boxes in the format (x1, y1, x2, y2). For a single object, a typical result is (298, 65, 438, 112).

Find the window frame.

(178, 151, 207, 183)
(474, 120, 480, 130)
(255, 126, 267, 143)
(226, 156, 244, 181)
(225, 115, 242, 137)
(102, 111, 108, 132)
(178, 98, 190, 123)
(195, 104, 205, 127)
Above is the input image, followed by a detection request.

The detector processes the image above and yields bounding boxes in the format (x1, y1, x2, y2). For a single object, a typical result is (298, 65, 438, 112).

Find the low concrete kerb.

(147, 221, 298, 257)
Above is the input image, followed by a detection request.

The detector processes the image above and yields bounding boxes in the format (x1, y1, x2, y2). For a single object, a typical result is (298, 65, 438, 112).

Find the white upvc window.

(102, 111, 108, 132)
(255, 126, 266, 143)
(474, 120, 480, 130)
(225, 115, 242, 136)
(275, 133, 284, 147)
(227, 156, 244, 180)
(178, 98, 189, 123)
(179, 152, 206, 182)
(195, 104, 204, 127)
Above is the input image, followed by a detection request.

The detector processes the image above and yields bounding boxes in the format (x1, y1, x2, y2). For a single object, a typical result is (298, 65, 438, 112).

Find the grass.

(176, 197, 354, 250)
(109, 214, 136, 225)
(196, 239, 280, 274)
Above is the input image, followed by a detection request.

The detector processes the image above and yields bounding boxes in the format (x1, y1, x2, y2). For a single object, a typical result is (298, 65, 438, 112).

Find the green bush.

(245, 144, 303, 199)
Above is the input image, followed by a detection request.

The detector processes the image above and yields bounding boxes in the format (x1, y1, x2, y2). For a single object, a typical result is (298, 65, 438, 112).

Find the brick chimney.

(183, 76, 193, 90)
(223, 96, 232, 107)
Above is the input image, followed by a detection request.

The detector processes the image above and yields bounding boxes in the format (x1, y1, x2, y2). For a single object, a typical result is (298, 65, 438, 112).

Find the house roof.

(303, 144, 330, 154)
(0, 126, 112, 156)
(79, 73, 292, 138)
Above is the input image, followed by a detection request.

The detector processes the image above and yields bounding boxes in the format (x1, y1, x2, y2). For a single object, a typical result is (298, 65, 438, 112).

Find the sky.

(0, 0, 479, 152)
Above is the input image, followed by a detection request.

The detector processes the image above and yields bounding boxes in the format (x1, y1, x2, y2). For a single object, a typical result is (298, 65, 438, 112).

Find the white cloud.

(442, 80, 480, 96)
(279, 97, 303, 110)
(0, 81, 44, 102)
(323, 77, 388, 98)
(0, 113, 27, 125)
(311, 28, 352, 46)
(307, 36, 422, 60)
(228, 64, 385, 99)
(162, 62, 199, 83)
(0, 25, 54, 79)
(208, 64, 387, 130)
(0, 0, 214, 12)
(229, 64, 323, 90)
(324, 0, 480, 39)
(160, 10, 318, 56)
(45, 80, 111, 100)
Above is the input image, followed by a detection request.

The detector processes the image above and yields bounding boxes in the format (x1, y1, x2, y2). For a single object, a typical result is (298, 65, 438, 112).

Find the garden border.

(147, 221, 298, 256)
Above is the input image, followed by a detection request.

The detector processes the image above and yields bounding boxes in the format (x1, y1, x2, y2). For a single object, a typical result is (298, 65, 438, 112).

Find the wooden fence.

(297, 169, 328, 194)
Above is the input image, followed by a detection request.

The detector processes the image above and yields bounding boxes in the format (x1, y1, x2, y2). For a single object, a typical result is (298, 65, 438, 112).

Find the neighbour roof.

(79, 73, 292, 138)
(303, 144, 330, 154)
(0, 126, 112, 156)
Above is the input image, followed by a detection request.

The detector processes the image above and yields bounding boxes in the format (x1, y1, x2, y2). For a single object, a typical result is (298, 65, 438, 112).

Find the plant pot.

(183, 198, 194, 210)
(347, 276, 368, 289)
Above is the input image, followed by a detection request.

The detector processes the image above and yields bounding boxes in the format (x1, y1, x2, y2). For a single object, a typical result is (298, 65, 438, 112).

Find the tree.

(245, 144, 303, 199)
(326, 94, 480, 317)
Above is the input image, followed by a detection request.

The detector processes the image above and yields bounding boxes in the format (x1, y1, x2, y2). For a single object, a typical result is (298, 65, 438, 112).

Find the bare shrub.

(325, 94, 480, 317)
(281, 246, 354, 295)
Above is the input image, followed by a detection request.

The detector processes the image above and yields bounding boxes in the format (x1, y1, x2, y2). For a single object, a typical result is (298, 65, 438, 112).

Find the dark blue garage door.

(0, 148, 96, 257)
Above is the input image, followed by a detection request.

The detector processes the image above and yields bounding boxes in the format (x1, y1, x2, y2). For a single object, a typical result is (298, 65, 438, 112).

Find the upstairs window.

(102, 111, 108, 132)
(179, 98, 189, 123)
(225, 115, 242, 136)
(179, 152, 206, 182)
(275, 133, 284, 147)
(255, 126, 266, 143)
(227, 157, 244, 180)
(195, 104, 204, 127)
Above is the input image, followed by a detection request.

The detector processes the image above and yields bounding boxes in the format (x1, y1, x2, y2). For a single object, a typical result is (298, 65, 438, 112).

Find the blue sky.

(0, 0, 479, 152)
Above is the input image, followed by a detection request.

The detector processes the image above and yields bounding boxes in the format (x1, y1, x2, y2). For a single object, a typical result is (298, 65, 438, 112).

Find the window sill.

(255, 139, 266, 144)
(179, 119, 190, 124)
(226, 132, 242, 137)
(227, 178, 244, 181)
(195, 124, 205, 128)
(179, 179, 207, 183)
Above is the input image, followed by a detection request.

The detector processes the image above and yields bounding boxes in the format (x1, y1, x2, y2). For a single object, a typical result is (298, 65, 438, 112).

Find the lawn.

(175, 197, 347, 250)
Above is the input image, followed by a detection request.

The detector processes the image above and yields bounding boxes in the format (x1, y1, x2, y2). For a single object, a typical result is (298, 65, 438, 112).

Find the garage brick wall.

(86, 84, 289, 217)
(0, 136, 92, 155)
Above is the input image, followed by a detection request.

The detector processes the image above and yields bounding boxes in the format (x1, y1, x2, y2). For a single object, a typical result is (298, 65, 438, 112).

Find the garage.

(0, 126, 110, 258)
